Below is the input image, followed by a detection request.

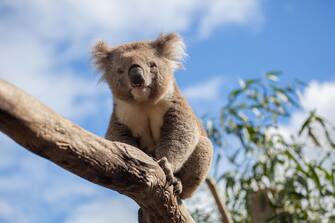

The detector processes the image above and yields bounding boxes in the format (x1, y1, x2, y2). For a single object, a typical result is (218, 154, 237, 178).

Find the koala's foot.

(157, 157, 183, 196)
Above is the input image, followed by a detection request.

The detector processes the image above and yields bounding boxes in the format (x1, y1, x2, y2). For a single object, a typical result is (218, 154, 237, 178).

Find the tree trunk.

(0, 80, 195, 223)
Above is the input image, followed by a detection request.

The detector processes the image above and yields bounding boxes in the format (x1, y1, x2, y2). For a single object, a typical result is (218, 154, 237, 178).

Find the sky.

(0, 0, 335, 222)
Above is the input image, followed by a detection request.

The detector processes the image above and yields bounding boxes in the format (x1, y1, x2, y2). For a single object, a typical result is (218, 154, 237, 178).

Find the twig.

(206, 177, 233, 223)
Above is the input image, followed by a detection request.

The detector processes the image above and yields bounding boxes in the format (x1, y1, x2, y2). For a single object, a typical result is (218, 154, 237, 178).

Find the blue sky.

(0, 1, 335, 223)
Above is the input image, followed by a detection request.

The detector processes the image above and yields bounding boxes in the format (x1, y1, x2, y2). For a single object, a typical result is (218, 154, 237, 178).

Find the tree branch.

(206, 178, 233, 223)
(0, 79, 195, 223)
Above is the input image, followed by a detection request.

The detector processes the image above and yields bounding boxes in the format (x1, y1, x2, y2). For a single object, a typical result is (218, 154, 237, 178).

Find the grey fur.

(93, 33, 213, 199)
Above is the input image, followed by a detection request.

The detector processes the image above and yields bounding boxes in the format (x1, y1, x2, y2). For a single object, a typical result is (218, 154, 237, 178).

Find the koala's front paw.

(172, 177, 182, 195)
(157, 157, 182, 196)
(157, 157, 174, 185)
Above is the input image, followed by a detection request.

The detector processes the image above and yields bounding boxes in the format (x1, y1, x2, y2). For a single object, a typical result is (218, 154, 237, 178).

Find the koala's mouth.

(130, 83, 152, 93)
(130, 84, 152, 101)
(127, 65, 153, 101)
(131, 82, 145, 89)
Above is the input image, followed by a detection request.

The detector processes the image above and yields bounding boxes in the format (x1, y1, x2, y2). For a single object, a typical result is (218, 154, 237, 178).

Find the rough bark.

(0, 80, 195, 223)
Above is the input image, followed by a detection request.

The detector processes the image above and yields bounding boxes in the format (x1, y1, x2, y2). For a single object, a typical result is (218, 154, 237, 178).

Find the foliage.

(195, 73, 335, 223)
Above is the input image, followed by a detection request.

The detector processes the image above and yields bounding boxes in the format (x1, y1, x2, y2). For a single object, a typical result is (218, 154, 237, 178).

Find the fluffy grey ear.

(151, 33, 186, 68)
(92, 41, 112, 72)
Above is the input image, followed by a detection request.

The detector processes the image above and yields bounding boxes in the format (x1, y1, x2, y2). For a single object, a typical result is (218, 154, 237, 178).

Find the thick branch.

(0, 80, 194, 223)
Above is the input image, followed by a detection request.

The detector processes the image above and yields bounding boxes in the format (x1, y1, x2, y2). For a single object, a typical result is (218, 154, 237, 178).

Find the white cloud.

(0, 200, 27, 223)
(299, 81, 335, 120)
(0, 0, 263, 118)
(0, 1, 264, 222)
(65, 198, 138, 223)
(43, 183, 96, 206)
(0, 0, 263, 57)
(0, 0, 263, 119)
(0, 137, 111, 223)
(0, 135, 20, 169)
(0, 29, 110, 121)
(0, 200, 13, 217)
(183, 77, 223, 101)
(198, 0, 264, 38)
(278, 81, 335, 150)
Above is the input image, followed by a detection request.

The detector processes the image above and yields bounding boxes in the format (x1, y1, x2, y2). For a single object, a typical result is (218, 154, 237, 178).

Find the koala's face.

(93, 33, 186, 103)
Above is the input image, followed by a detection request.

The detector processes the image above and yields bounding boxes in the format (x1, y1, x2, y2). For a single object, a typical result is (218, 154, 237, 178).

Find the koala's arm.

(155, 105, 200, 173)
(105, 113, 139, 148)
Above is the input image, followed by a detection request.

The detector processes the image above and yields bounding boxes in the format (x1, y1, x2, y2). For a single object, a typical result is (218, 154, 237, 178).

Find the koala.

(92, 33, 213, 199)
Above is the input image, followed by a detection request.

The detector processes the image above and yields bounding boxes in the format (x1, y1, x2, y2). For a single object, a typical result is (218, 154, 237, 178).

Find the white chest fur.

(114, 99, 170, 152)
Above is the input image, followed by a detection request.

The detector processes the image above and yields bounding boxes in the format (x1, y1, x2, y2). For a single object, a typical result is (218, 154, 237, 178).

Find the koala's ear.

(92, 41, 113, 72)
(151, 33, 186, 68)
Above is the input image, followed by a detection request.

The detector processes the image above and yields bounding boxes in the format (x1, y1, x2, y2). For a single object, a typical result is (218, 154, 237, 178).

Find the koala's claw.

(157, 157, 174, 185)
(173, 177, 183, 195)
(157, 157, 183, 196)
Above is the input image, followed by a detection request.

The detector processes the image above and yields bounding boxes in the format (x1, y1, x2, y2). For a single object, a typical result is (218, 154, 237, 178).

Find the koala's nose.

(128, 65, 145, 87)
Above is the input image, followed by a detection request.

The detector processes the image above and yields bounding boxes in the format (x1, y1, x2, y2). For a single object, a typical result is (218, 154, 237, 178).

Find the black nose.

(128, 65, 145, 87)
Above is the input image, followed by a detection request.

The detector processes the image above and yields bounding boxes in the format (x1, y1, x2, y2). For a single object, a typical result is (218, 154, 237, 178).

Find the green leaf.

(298, 111, 315, 136)
(308, 164, 323, 195)
(205, 76, 335, 222)
(297, 174, 309, 192)
(265, 71, 281, 81)
(307, 127, 321, 147)
(228, 89, 243, 101)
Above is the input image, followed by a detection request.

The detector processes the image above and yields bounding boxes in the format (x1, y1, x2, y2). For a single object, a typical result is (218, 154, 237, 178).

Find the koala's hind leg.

(176, 136, 213, 199)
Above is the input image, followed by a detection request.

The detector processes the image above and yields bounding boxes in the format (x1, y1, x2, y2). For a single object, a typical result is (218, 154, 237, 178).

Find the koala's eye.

(117, 68, 124, 74)
(149, 61, 157, 68)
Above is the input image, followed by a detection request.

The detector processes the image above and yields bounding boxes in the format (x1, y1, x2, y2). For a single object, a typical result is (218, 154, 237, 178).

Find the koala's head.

(92, 33, 186, 103)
